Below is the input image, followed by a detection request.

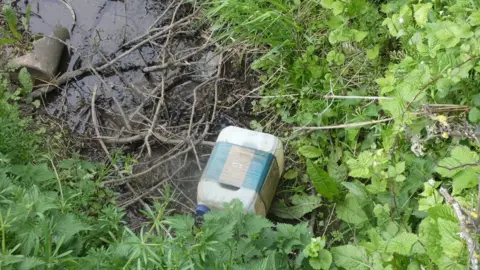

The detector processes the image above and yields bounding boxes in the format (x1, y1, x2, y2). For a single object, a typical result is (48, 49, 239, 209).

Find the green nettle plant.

(207, 0, 480, 269)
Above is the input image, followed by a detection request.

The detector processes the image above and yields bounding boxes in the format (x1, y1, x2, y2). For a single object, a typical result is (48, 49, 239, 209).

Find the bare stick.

(439, 187, 478, 270)
(477, 175, 480, 219)
(98, 132, 215, 146)
(88, 61, 137, 134)
(161, 0, 184, 65)
(90, 85, 111, 161)
(143, 35, 213, 73)
(33, 68, 89, 98)
(106, 115, 213, 185)
(324, 94, 393, 100)
(144, 77, 165, 157)
(90, 84, 146, 205)
(112, 96, 132, 130)
(293, 118, 393, 132)
(187, 83, 203, 170)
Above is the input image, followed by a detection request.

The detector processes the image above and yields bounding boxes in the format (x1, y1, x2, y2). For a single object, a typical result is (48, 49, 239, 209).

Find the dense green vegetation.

(207, 0, 480, 269)
(2, 0, 480, 269)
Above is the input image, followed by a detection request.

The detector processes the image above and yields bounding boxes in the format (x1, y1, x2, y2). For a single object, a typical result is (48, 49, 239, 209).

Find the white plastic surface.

(197, 181, 259, 212)
(216, 126, 284, 173)
(197, 126, 284, 215)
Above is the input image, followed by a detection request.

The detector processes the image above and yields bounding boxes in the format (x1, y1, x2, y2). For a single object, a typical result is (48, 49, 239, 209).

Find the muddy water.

(13, 0, 165, 133)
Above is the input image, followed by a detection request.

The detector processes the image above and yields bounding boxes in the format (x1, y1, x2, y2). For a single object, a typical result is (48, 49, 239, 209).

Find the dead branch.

(144, 77, 166, 157)
(90, 85, 111, 161)
(97, 132, 215, 146)
(439, 187, 478, 270)
(294, 118, 393, 133)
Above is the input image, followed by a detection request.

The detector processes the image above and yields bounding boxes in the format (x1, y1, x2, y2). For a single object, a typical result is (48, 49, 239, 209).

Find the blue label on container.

(203, 142, 274, 193)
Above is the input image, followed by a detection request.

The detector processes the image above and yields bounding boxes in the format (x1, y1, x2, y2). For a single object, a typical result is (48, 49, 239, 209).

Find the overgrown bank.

(206, 0, 480, 269)
(2, 0, 480, 269)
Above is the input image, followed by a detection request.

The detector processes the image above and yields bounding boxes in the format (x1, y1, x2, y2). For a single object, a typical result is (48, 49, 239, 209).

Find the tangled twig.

(439, 187, 479, 270)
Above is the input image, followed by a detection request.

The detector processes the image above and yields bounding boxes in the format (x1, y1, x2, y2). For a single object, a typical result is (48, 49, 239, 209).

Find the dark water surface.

(14, 0, 165, 133)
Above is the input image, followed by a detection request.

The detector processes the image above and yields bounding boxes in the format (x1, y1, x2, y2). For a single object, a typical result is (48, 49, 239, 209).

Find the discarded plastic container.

(196, 126, 284, 216)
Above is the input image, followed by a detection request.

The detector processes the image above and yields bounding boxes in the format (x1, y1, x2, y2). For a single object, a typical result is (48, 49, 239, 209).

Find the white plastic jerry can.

(196, 126, 284, 216)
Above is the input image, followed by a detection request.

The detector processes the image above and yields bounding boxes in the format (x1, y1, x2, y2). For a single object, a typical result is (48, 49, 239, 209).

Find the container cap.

(195, 205, 211, 216)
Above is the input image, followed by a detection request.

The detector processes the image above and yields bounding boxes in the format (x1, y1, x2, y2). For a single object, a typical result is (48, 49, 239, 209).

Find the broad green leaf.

(382, 18, 398, 37)
(19, 68, 33, 93)
(469, 10, 480, 26)
(55, 214, 90, 242)
(376, 73, 396, 94)
(452, 169, 477, 195)
(451, 145, 479, 164)
(336, 53, 345, 65)
(437, 257, 466, 270)
(395, 162, 405, 174)
(347, 151, 373, 178)
(438, 218, 464, 258)
(430, 22, 472, 49)
(399, 83, 421, 102)
(385, 232, 418, 256)
(307, 160, 339, 200)
(407, 260, 421, 270)
(366, 177, 387, 194)
(166, 215, 195, 237)
(435, 146, 479, 177)
(327, 50, 337, 63)
(395, 175, 406, 182)
(299, 146, 322, 158)
(283, 169, 298, 179)
(0, 38, 15, 46)
(353, 30, 368, 42)
(2, 5, 21, 40)
(271, 194, 321, 220)
(327, 161, 347, 182)
(331, 1, 344, 16)
(341, 181, 369, 205)
(240, 213, 273, 236)
(474, 94, 480, 107)
(366, 45, 379, 60)
(320, 0, 335, 9)
(418, 182, 443, 211)
(419, 217, 443, 263)
(380, 98, 405, 119)
(436, 78, 456, 98)
(331, 245, 369, 270)
(436, 157, 463, 177)
(468, 107, 480, 123)
(427, 205, 456, 222)
(382, 126, 396, 151)
(336, 194, 368, 225)
(310, 250, 332, 270)
(388, 165, 397, 177)
(413, 3, 432, 27)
